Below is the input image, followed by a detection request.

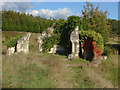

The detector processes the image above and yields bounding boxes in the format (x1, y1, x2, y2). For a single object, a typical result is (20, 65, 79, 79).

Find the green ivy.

(80, 30, 104, 51)
(6, 35, 24, 48)
(42, 35, 60, 52)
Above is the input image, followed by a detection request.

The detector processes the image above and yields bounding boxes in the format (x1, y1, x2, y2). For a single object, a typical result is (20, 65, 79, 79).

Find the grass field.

(2, 31, 119, 88)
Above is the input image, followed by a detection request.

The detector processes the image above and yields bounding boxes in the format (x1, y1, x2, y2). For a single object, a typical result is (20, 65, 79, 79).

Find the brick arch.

(82, 37, 102, 61)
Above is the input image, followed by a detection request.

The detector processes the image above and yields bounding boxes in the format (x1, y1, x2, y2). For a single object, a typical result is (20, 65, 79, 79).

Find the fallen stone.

(7, 47, 15, 55)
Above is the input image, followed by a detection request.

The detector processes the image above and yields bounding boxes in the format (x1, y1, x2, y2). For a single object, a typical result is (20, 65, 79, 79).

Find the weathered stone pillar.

(38, 35, 44, 52)
(68, 26, 80, 59)
(16, 33, 31, 53)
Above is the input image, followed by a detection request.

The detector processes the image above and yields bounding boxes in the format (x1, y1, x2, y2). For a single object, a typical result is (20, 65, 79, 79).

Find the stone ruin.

(68, 26, 103, 66)
(6, 24, 104, 66)
(68, 26, 80, 59)
(38, 31, 47, 53)
(38, 23, 55, 53)
(7, 47, 15, 55)
(7, 33, 31, 55)
(47, 23, 55, 37)
(16, 33, 31, 53)
(48, 45, 58, 54)
(48, 45, 66, 55)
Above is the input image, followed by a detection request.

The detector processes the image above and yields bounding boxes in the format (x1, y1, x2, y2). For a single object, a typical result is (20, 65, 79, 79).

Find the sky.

(0, 2, 118, 20)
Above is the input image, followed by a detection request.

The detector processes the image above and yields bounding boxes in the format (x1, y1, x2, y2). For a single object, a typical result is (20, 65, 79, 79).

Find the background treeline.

(2, 10, 119, 36)
(2, 10, 54, 33)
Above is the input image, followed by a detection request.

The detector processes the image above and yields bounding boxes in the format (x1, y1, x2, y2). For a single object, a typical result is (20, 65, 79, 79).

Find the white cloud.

(27, 8, 72, 19)
(0, 2, 81, 19)
(0, 2, 32, 11)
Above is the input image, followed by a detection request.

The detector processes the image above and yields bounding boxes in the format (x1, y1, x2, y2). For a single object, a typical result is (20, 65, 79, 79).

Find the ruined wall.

(16, 33, 31, 53)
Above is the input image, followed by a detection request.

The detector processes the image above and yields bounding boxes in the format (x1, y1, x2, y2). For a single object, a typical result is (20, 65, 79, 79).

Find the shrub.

(102, 46, 112, 56)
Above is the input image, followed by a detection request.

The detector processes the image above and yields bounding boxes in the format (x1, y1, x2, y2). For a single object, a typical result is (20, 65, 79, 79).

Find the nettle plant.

(80, 30, 104, 52)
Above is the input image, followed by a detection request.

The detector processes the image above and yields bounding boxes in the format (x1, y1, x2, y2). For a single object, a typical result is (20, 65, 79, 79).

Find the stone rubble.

(7, 47, 15, 55)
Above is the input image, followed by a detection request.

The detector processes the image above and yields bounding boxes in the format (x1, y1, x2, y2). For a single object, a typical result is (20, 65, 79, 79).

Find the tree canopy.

(81, 2, 111, 43)
(2, 10, 54, 33)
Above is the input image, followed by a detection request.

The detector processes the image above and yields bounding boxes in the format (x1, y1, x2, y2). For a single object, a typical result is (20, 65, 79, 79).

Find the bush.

(102, 46, 112, 56)
(102, 44, 118, 56)
(6, 35, 24, 48)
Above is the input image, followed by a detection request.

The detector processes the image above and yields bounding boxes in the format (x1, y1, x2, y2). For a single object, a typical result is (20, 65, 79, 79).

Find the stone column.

(38, 35, 43, 52)
(68, 26, 80, 59)
(72, 43, 75, 53)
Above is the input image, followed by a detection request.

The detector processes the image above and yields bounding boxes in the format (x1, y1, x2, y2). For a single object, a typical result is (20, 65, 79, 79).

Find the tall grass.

(2, 53, 53, 88)
(2, 31, 119, 88)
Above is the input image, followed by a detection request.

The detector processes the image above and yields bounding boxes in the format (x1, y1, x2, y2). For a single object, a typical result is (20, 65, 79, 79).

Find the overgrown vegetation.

(6, 35, 24, 48)
(80, 30, 104, 51)
(42, 35, 60, 52)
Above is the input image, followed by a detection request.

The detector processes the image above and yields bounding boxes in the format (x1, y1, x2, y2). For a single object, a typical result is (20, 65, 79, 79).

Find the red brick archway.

(82, 37, 102, 61)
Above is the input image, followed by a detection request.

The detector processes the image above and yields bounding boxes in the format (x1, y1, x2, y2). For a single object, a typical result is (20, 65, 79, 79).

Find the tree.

(67, 16, 81, 32)
(82, 2, 110, 43)
(54, 16, 82, 54)
(108, 19, 119, 36)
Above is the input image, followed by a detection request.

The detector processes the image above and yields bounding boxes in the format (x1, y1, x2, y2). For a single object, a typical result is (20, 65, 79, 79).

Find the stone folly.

(38, 31, 48, 52)
(47, 23, 55, 37)
(68, 26, 80, 59)
(38, 23, 55, 53)
(16, 33, 31, 53)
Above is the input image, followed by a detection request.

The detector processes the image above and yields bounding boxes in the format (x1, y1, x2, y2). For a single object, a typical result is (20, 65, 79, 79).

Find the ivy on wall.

(42, 35, 60, 52)
(6, 35, 24, 48)
(80, 30, 104, 52)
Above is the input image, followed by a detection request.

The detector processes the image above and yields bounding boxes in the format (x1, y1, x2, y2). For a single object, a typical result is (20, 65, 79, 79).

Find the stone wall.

(38, 23, 55, 53)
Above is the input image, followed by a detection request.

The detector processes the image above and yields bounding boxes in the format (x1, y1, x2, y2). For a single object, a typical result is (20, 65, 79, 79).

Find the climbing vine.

(80, 30, 104, 51)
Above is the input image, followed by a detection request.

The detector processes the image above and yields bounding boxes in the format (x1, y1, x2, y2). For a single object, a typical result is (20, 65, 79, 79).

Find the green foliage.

(67, 16, 82, 31)
(2, 10, 54, 33)
(108, 19, 120, 36)
(102, 46, 112, 56)
(82, 2, 110, 43)
(103, 44, 118, 56)
(80, 30, 104, 51)
(6, 35, 23, 48)
(42, 35, 60, 52)
(54, 16, 82, 53)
